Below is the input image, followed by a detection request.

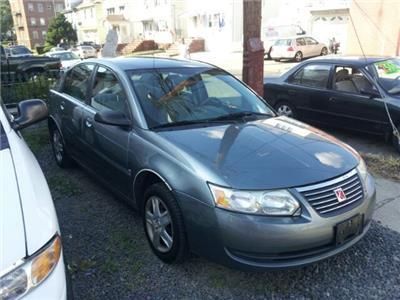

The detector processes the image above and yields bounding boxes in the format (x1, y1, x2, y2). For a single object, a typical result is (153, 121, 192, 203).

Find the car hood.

(157, 116, 360, 190)
(0, 149, 26, 273)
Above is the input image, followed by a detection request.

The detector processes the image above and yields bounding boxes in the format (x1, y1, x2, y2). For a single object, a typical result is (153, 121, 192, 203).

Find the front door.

(80, 65, 132, 197)
(325, 65, 389, 134)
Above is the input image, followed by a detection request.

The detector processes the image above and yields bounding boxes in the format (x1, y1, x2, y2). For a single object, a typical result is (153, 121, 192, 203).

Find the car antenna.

(349, 4, 399, 141)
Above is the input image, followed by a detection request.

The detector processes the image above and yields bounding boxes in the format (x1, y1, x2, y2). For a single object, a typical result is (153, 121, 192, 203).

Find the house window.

(55, 3, 64, 12)
(42, 31, 47, 38)
(30, 17, 36, 26)
(119, 5, 125, 12)
(32, 30, 39, 39)
(38, 3, 44, 12)
(90, 8, 93, 18)
(40, 18, 45, 25)
(47, 4, 52, 10)
(107, 8, 115, 15)
(28, 3, 34, 11)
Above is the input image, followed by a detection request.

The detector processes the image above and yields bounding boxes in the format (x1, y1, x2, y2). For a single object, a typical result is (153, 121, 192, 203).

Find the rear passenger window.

(289, 64, 331, 89)
(90, 66, 128, 113)
(63, 64, 94, 101)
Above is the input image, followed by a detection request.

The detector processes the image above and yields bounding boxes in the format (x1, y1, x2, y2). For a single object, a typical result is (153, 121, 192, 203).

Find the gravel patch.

(24, 124, 400, 299)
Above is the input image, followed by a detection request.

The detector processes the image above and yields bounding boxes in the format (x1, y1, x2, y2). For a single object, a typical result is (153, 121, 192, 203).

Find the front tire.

(50, 126, 73, 168)
(143, 183, 188, 264)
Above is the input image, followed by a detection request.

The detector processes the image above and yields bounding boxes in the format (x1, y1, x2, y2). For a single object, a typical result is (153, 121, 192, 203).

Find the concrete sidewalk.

(374, 177, 400, 233)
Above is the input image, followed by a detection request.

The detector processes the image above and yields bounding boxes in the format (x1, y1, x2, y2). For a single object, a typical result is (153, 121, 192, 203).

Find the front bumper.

(177, 174, 376, 270)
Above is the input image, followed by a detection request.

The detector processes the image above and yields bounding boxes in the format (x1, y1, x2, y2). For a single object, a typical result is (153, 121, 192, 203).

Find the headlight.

(0, 235, 62, 300)
(357, 158, 368, 182)
(208, 184, 300, 216)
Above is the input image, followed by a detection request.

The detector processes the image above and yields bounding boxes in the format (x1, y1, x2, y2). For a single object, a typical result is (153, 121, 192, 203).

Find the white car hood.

(0, 148, 26, 273)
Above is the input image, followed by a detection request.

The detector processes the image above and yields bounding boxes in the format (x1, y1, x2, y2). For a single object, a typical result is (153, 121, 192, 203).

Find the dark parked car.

(1, 45, 61, 81)
(263, 56, 400, 152)
(48, 57, 375, 270)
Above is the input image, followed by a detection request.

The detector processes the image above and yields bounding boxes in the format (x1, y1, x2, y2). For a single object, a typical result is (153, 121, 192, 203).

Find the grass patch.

(47, 174, 82, 196)
(21, 125, 49, 153)
(361, 152, 400, 181)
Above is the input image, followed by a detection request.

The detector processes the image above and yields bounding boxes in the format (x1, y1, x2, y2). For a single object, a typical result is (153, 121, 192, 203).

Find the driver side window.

(333, 66, 375, 94)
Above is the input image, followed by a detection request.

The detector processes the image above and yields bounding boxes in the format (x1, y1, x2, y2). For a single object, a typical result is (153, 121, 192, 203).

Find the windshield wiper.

(151, 118, 228, 130)
(151, 112, 273, 130)
(209, 111, 273, 121)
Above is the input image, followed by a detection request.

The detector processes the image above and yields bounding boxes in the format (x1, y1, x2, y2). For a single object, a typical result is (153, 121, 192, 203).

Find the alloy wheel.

(52, 130, 64, 163)
(145, 196, 174, 253)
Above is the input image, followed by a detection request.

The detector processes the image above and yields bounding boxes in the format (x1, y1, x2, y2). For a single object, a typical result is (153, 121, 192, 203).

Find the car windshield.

(82, 46, 93, 50)
(369, 58, 400, 94)
(10, 46, 32, 55)
(51, 52, 79, 60)
(127, 67, 274, 129)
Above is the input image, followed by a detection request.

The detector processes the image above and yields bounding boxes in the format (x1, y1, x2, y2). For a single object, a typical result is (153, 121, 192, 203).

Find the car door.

(325, 65, 389, 134)
(54, 63, 95, 157)
(296, 37, 306, 56)
(304, 37, 319, 57)
(285, 63, 334, 124)
(80, 65, 132, 197)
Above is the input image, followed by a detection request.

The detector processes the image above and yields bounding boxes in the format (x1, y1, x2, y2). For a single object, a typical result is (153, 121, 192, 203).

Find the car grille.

(296, 169, 364, 215)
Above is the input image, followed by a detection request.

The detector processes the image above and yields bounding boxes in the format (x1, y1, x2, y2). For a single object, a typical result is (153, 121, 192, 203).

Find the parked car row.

(2, 55, 386, 298)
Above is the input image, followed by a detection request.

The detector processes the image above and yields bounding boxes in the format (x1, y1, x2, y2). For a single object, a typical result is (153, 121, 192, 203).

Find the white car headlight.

(208, 184, 300, 216)
(0, 235, 62, 300)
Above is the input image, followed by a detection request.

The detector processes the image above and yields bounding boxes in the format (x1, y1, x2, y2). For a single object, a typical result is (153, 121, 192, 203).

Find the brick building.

(9, 0, 65, 49)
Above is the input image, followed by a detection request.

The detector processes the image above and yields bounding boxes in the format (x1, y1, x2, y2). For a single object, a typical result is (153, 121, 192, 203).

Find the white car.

(270, 36, 328, 62)
(72, 46, 97, 59)
(46, 50, 81, 71)
(0, 99, 68, 300)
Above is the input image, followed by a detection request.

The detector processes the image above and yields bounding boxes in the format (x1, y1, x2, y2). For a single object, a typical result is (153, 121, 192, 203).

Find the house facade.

(10, 0, 65, 49)
(74, 0, 105, 44)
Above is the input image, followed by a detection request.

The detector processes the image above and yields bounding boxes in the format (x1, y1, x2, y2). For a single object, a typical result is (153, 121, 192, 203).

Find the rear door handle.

(60, 101, 65, 111)
(85, 118, 93, 128)
(329, 97, 337, 102)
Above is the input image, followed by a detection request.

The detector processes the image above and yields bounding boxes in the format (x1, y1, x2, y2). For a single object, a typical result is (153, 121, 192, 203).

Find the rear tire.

(275, 101, 295, 118)
(143, 183, 188, 264)
(321, 47, 328, 56)
(294, 51, 303, 62)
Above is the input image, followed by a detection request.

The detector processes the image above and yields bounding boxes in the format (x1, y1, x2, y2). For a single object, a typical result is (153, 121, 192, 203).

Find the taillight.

(287, 46, 294, 51)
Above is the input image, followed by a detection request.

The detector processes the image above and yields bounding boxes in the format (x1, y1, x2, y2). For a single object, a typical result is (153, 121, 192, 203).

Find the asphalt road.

(25, 125, 400, 300)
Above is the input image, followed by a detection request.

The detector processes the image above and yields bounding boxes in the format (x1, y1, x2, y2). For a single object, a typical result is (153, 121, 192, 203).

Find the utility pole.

(242, 0, 264, 97)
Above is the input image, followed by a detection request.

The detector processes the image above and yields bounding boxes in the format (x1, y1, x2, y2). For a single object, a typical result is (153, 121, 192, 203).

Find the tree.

(0, 0, 14, 41)
(45, 14, 77, 51)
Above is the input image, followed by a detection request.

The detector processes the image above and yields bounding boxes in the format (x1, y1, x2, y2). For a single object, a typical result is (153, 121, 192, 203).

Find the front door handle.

(85, 119, 93, 128)
(329, 97, 337, 102)
(60, 101, 65, 111)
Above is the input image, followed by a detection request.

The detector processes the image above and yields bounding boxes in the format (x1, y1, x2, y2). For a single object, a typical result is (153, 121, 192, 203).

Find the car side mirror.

(360, 88, 380, 98)
(94, 110, 131, 128)
(13, 99, 48, 130)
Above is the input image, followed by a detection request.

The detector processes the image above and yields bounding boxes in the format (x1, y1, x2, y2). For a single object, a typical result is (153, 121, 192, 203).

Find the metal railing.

(0, 70, 60, 104)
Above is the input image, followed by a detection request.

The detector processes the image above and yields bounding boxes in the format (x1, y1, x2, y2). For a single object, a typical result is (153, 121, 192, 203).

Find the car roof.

(306, 55, 392, 66)
(84, 57, 214, 70)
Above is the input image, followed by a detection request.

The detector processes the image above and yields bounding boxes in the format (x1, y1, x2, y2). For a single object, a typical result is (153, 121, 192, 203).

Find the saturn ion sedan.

(0, 98, 68, 299)
(47, 57, 376, 270)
